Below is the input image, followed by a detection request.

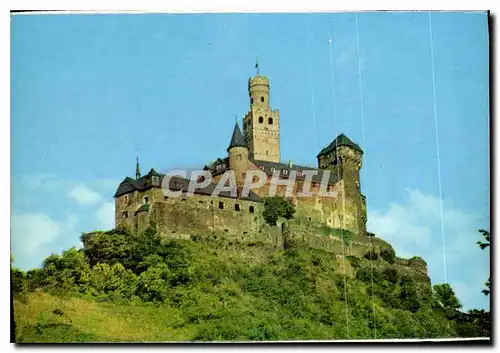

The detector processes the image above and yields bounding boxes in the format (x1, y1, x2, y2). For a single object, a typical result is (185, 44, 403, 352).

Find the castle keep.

(114, 72, 368, 238)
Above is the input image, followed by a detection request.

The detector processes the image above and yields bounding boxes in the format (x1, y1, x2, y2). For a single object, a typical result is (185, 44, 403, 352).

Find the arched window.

(235, 203, 240, 211)
(218, 201, 224, 209)
(268, 117, 273, 124)
(259, 116, 263, 123)
(260, 96, 264, 103)
(249, 206, 255, 213)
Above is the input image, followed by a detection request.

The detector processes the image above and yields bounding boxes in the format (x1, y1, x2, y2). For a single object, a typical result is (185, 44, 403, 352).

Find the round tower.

(227, 122, 249, 187)
(248, 75, 270, 107)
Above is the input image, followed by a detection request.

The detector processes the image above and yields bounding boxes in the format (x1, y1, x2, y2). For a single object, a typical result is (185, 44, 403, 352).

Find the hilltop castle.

(114, 72, 367, 238)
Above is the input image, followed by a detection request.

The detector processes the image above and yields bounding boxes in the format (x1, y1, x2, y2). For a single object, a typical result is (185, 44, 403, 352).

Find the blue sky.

(11, 12, 489, 310)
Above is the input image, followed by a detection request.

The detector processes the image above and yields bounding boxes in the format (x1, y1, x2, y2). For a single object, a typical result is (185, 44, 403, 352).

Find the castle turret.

(317, 134, 366, 235)
(242, 64, 280, 163)
(227, 121, 249, 188)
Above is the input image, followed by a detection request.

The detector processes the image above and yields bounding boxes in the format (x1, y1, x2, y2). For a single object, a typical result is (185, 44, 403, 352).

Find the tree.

(41, 248, 91, 293)
(477, 229, 490, 250)
(262, 196, 295, 226)
(433, 283, 462, 311)
(476, 229, 490, 296)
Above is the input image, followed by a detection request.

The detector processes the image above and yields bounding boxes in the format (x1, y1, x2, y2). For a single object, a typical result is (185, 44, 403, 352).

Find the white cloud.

(11, 212, 61, 256)
(67, 184, 103, 205)
(367, 188, 490, 311)
(95, 202, 115, 230)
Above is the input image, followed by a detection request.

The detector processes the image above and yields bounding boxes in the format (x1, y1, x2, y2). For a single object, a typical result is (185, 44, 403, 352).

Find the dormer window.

(152, 176, 159, 186)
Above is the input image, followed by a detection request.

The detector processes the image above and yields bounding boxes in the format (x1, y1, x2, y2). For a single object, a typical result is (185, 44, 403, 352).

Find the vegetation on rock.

(11, 222, 491, 342)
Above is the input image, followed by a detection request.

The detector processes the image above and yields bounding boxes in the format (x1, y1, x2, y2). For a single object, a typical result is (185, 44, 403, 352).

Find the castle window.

(164, 196, 169, 200)
(268, 117, 273, 124)
(124, 195, 129, 205)
(235, 203, 240, 211)
(218, 201, 224, 209)
(249, 206, 254, 213)
(266, 151, 269, 156)
(122, 211, 128, 219)
(251, 97, 254, 104)
(144, 196, 149, 204)
(237, 154, 242, 162)
(260, 96, 264, 103)
(259, 116, 263, 123)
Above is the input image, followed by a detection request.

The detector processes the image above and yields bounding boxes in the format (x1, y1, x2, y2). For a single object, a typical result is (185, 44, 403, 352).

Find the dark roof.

(227, 122, 247, 151)
(250, 158, 340, 185)
(114, 171, 261, 202)
(166, 176, 261, 202)
(147, 168, 162, 177)
(317, 133, 363, 158)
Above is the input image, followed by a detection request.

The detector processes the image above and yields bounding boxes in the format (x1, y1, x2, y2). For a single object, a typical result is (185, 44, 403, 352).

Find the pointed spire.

(227, 121, 247, 151)
(136, 157, 141, 180)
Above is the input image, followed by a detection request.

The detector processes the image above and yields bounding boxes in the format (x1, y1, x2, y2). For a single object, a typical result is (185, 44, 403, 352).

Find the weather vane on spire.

(255, 56, 260, 75)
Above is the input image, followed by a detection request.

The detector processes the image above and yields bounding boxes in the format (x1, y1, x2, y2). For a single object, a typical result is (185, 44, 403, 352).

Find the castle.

(114, 71, 367, 238)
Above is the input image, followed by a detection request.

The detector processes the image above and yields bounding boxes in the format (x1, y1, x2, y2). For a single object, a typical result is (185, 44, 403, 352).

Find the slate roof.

(114, 168, 162, 197)
(249, 158, 340, 185)
(317, 133, 363, 158)
(227, 122, 247, 151)
(203, 156, 341, 186)
(114, 171, 261, 202)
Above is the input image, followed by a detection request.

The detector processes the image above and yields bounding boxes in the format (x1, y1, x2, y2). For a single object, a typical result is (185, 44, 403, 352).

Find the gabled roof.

(317, 133, 363, 158)
(114, 170, 261, 202)
(227, 122, 247, 151)
(250, 158, 340, 185)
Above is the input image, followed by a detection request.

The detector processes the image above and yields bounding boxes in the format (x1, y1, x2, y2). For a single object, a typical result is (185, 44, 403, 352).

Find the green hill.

(12, 217, 490, 342)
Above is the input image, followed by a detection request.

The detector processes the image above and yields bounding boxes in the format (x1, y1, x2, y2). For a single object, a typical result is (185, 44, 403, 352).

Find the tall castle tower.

(242, 69, 280, 163)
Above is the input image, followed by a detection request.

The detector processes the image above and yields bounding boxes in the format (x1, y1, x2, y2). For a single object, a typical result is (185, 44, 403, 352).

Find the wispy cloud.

(368, 188, 490, 311)
(11, 173, 118, 269)
(67, 184, 103, 205)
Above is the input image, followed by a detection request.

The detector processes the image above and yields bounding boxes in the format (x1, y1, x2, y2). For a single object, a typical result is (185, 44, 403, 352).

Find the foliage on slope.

(11, 223, 490, 342)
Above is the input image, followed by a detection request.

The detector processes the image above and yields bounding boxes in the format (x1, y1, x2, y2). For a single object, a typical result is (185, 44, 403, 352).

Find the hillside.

(12, 215, 490, 342)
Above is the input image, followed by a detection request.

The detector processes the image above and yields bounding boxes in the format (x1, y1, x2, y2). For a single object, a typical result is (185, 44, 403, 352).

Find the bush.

(379, 248, 396, 263)
(41, 248, 91, 294)
(363, 250, 378, 261)
(11, 267, 27, 296)
(90, 263, 138, 300)
(382, 268, 400, 284)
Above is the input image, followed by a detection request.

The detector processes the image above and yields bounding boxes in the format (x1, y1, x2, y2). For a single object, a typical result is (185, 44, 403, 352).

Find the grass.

(14, 291, 196, 342)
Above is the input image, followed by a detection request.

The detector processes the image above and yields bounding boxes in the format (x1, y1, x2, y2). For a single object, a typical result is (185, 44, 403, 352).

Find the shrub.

(11, 267, 27, 296)
(363, 250, 379, 261)
(379, 248, 396, 263)
(382, 267, 400, 284)
(90, 263, 138, 300)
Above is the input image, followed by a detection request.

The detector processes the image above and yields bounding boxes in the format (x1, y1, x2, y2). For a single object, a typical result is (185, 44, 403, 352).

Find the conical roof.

(317, 133, 363, 157)
(227, 122, 247, 151)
